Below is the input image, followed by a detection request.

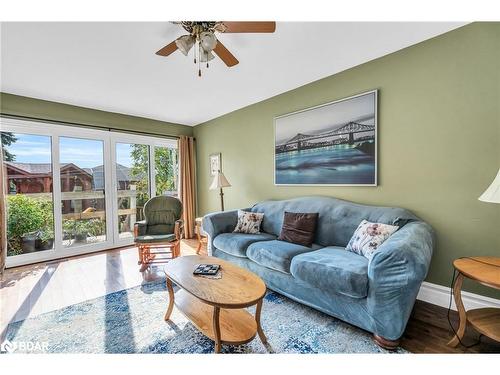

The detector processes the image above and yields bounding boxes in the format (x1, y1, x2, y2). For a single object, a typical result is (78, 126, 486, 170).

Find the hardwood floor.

(403, 300, 499, 353)
(0, 240, 202, 339)
(1, 240, 499, 353)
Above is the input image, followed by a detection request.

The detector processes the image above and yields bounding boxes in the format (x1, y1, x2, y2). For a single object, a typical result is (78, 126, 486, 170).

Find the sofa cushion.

(213, 232, 276, 258)
(246, 240, 322, 274)
(290, 246, 369, 298)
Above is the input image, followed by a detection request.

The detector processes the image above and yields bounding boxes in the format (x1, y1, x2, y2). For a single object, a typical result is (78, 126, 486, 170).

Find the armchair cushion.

(135, 233, 176, 244)
(144, 196, 182, 225)
(134, 196, 183, 239)
(147, 224, 174, 235)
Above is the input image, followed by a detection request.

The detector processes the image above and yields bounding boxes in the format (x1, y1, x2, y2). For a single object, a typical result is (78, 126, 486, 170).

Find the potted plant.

(6, 195, 45, 255)
(21, 231, 39, 253)
(37, 199, 54, 249)
(74, 221, 90, 243)
(35, 228, 55, 250)
(87, 218, 105, 237)
(62, 219, 75, 241)
(62, 219, 90, 244)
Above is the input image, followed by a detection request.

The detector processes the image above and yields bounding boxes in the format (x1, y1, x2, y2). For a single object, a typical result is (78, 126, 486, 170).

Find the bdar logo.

(1, 339, 15, 353)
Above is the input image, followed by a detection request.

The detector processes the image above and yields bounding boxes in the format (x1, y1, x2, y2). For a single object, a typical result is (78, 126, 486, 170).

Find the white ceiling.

(1, 22, 466, 126)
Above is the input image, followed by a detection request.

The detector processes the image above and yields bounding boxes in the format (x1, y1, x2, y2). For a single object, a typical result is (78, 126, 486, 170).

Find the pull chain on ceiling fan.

(155, 21, 276, 77)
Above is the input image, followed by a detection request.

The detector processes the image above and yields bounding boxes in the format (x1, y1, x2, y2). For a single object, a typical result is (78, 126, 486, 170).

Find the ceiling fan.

(156, 21, 276, 76)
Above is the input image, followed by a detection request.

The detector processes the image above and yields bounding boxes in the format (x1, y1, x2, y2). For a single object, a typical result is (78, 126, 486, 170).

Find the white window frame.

(110, 133, 178, 247)
(1, 117, 178, 268)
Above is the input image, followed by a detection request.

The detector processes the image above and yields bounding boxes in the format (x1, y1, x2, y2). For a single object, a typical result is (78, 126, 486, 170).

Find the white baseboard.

(417, 281, 500, 311)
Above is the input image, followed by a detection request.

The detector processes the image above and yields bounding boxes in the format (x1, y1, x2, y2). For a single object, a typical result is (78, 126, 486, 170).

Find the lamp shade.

(199, 49, 215, 63)
(200, 31, 217, 52)
(478, 168, 500, 203)
(175, 35, 195, 56)
(209, 171, 231, 190)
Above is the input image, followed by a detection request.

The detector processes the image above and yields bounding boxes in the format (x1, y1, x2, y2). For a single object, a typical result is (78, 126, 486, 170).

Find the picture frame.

(274, 89, 378, 186)
(209, 153, 221, 176)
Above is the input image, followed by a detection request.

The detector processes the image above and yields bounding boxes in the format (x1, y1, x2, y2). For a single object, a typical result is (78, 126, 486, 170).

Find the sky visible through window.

(59, 137, 103, 168)
(4, 134, 163, 169)
(3, 133, 52, 163)
(3, 133, 110, 168)
(115, 143, 135, 168)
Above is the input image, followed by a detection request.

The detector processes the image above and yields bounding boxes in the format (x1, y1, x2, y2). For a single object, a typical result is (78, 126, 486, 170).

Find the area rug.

(4, 281, 407, 353)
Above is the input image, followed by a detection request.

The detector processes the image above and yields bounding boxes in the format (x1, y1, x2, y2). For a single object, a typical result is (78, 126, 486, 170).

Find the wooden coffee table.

(163, 255, 268, 353)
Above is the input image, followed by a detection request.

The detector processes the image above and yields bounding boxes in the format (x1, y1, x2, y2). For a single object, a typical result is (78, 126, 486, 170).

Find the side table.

(447, 256, 500, 347)
(195, 217, 207, 255)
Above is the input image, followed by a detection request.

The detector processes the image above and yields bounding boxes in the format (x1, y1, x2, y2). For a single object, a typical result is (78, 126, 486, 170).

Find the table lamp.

(209, 170, 231, 211)
(479, 168, 500, 203)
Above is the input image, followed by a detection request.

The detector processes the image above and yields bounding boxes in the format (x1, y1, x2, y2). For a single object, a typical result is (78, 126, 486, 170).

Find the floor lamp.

(210, 171, 231, 211)
(479, 168, 500, 204)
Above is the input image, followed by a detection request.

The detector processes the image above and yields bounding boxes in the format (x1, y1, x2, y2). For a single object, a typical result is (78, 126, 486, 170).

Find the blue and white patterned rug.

(4, 281, 407, 354)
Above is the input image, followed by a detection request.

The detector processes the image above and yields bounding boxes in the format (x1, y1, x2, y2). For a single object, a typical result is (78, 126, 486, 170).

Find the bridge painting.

(276, 121, 375, 153)
(274, 90, 377, 185)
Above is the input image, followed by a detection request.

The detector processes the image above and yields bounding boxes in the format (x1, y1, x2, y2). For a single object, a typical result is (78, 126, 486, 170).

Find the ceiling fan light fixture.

(175, 35, 195, 56)
(199, 49, 215, 62)
(156, 21, 276, 76)
(199, 31, 217, 52)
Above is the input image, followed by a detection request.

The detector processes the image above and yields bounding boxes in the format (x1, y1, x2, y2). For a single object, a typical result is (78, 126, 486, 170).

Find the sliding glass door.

(1, 117, 178, 267)
(114, 142, 150, 241)
(154, 145, 178, 197)
(2, 132, 55, 257)
(59, 137, 108, 248)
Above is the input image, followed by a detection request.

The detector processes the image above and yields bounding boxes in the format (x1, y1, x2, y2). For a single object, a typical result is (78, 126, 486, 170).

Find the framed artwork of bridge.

(274, 90, 377, 186)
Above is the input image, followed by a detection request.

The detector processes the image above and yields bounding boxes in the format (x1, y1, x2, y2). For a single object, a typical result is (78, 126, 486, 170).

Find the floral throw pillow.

(233, 210, 264, 234)
(346, 220, 399, 259)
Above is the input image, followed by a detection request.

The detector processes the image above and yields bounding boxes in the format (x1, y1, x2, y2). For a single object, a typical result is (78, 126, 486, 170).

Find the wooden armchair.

(134, 196, 183, 271)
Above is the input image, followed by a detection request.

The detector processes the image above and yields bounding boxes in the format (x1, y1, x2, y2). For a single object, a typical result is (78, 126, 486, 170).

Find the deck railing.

(7, 189, 177, 221)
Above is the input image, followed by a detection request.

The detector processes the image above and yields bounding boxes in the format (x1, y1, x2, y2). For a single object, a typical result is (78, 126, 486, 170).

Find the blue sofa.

(202, 196, 434, 348)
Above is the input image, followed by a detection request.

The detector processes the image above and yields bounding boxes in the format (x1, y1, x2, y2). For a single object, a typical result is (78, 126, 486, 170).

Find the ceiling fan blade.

(220, 21, 276, 33)
(213, 40, 239, 67)
(155, 41, 178, 56)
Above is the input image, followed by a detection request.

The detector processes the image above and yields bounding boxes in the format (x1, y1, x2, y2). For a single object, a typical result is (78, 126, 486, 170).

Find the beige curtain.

(178, 136, 196, 239)
(0, 148, 6, 274)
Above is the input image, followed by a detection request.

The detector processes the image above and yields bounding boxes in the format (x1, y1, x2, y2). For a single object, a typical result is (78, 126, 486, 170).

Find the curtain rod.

(0, 113, 195, 141)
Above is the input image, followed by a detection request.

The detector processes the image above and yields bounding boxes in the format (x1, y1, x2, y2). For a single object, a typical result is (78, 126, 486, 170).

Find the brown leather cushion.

(278, 211, 319, 247)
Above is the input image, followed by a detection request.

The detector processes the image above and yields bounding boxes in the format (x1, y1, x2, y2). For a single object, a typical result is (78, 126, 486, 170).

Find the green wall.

(0, 92, 193, 137)
(194, 23, 500, 297)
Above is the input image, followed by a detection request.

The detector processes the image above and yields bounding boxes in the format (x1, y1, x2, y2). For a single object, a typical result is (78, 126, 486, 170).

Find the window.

(2, 132, 55, 256)
(1, 118, 178, 267)
(115, 142, 150, 240)
(60, 137, 107, 247)
(154, 145, 178, 196)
